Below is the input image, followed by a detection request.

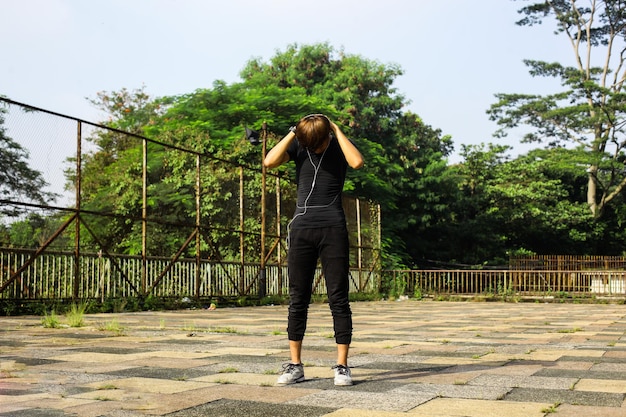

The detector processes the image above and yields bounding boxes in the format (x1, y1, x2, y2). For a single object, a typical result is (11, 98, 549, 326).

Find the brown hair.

(294, 114, 331, 150)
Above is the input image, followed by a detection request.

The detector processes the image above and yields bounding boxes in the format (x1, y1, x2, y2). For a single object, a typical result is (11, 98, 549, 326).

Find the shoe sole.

(277, 376, 305, 385)
(334, 380, 353, 386)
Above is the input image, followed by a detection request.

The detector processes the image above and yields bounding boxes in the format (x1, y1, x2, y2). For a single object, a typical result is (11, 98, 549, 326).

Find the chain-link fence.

(0, 98, 382, 302)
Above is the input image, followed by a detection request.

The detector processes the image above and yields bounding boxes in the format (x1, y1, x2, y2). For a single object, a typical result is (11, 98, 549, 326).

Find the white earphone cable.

(286, 145, 339, 247)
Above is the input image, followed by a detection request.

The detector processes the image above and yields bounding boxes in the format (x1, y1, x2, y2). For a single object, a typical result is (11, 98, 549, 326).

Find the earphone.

(286, 145, 340, 248)
(286, 114, 338, 247)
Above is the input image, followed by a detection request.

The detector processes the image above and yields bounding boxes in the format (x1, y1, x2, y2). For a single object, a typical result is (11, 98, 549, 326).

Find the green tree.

(488, 0, 626, 218)
(237, 43, 454, 266)
(238, 42, 408, 202)
(486, 148, 600, 256)
(78, 86, 279, 259)
(77, 43, 454, 267)
(436, 145, 622, 266)
(5, 212, 70, 250)
(386, 114, 458, 267)
(69, 87, 191, 255)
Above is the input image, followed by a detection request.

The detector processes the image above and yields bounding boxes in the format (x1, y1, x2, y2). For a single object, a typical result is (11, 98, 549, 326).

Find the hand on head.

(296, 114, 332, 151)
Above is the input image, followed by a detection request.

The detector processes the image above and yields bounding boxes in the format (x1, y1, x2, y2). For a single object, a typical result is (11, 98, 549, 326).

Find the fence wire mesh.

(0, 98, 381, 301)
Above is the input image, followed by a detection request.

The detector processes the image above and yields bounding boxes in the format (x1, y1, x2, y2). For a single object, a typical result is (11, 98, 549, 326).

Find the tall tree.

(238, 43, 454, 266)
(431, 144, 614, 266)
(69, 87, 190, 255)
(77, 44, 454, 267)
(488, 0, 626, 218)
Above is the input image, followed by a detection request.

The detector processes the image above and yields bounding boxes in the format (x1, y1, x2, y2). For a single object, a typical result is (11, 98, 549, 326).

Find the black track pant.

(286, 226, 352, 345)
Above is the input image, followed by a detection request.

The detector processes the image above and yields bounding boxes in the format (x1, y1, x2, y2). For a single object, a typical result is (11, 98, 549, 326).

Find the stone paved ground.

(1, 300, 625, 416)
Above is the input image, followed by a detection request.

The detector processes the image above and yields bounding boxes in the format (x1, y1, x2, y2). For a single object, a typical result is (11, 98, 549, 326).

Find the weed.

(541, 402, 561, 413)
(66, 302, 88, 327)
(182, 322, 197, 332)
(97, 319, 125, 336)
(219, 367, 239, 373)
(209, 326, 239, 334)
(41, 311, 61, 328)
(413, 287, 423, 300)
(557, 327, 582, 334)
(215, 379, 232, 384)
(114, 298, 128, 313)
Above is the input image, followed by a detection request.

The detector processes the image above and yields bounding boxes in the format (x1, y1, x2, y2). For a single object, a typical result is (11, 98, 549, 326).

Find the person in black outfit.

(264, 114, 364, 386)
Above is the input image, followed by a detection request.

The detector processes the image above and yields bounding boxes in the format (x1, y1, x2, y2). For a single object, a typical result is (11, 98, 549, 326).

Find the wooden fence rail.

(3, 247, 625, 303)
(383, 269, 626, 297)
(0, 248, 379, 301)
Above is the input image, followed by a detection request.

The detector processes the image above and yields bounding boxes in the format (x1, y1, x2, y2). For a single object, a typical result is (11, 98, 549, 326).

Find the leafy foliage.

(8, 39, 626, 268)
(72, 44, 454, 266)
(422, 144, 626, 267)
(488, 0, 626, 217)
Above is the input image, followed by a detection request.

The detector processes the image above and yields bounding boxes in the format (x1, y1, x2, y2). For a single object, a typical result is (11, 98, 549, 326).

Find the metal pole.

(141, 138, 148, 295)
(195, 154, 201, 298)
(356, 198, 362, 291)
(73, 121, 82, 299)
(276, 176, 282, 296)
(259, 122, 268, 298)
(240, 166, 245, 294)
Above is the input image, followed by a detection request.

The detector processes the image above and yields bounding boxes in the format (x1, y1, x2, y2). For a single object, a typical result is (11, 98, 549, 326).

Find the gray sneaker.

(277, 363, 305, 385)
(332, 364, 353, 386)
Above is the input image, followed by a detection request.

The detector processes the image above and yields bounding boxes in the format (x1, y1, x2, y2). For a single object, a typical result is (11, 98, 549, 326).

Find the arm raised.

(264, 131, 294, 169)
(330, 121, 364, 170)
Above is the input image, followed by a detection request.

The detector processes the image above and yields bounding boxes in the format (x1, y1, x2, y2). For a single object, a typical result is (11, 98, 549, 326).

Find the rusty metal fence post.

(0, 97, 382, 304)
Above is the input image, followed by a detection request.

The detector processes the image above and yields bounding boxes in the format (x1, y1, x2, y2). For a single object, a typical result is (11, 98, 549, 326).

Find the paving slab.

(553, 403, 626, 416)
(1, 300, 626, 416)
(407, 398, 552, 416)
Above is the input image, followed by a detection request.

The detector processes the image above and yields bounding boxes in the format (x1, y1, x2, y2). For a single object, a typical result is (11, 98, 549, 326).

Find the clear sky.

(1, 0, 570, 163)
